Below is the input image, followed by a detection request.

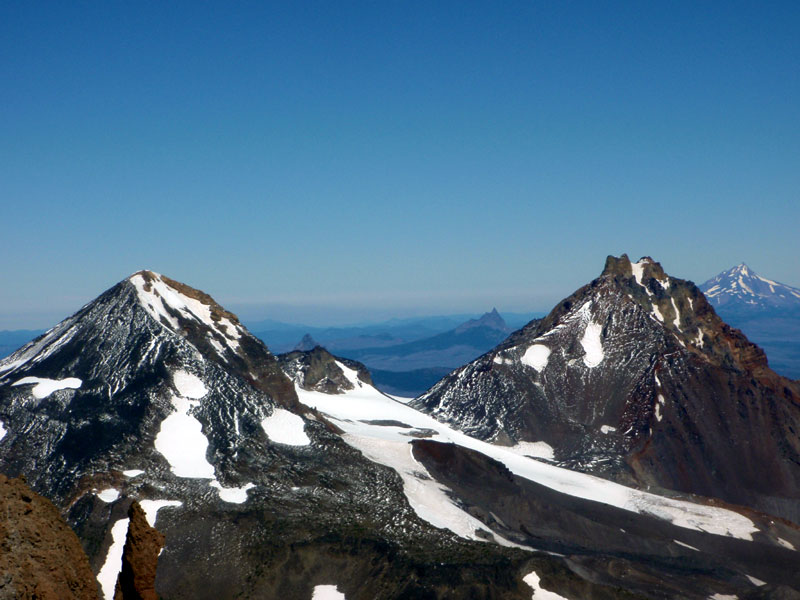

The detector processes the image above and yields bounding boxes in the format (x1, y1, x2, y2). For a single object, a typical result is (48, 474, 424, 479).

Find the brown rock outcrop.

(0, 473, 99, 600)
(113, 501, 164, 600)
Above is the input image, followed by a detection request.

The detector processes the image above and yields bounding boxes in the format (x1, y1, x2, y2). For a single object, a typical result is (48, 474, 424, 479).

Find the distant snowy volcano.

(701, 263, 800, 312)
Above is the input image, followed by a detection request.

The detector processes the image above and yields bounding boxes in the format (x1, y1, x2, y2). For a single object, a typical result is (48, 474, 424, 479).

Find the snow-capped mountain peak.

(700, 263, 800, 310)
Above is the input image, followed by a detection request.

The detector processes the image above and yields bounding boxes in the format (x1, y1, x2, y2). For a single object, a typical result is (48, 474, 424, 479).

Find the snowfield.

(521, 344, 551, 371)
(12, 376, 82, 399)
(297, 378, 760, 543)
(261, 408, 310, 446)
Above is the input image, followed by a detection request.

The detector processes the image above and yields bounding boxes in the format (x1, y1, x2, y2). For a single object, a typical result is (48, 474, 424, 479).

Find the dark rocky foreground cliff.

(0, 473, 99, 600)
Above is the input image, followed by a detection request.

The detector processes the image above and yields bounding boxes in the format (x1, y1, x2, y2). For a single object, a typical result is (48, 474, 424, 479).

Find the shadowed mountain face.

(414, 255, 800, 523)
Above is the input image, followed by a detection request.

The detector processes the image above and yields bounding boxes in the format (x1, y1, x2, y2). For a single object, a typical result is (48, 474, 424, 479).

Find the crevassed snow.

(0, 420, 6, 441)
(523, 570, 569, 600)
(155, 394, 215, 479)
(335, 360, 362, 388)
(580, 323, 604, 367)
(521, 345, 551, 371)
(261, 408, 311, 446)
(210, 480, 255, 503)
(138, 499, 182, 527)
(295, 379, 761, 542)
(123, 469, 145, 477)
(97, 488, 120, 502)
(312, 585, 346, 600)
(97, 517, 129, 600)
(172, 370, 207, 399)
(12, 376, 82, 399)
(509, 441, 554, 460)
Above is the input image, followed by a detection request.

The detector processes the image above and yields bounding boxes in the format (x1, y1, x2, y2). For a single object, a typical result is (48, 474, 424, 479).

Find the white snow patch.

(777, 537, 796, 550)
(0, 420, 6, 442)
(335, 360, 362, 388)
(523, 570, 569, 599)
(580, 322, 604, 367)
(674, 540, 698, 551)
(695, 330, 705, 348)
(493, 354, 513, 365)
(123, 469, 145, 477)
(509, 441, 555, 460)
(172, 370, 207, 399)
(97, 517, 129, 600)
(670, 298, 681, 329)
(138, 499, 182, 527)
(600, 425, 617, 434)
(521, 345, 551, 371)
(631, 261, 646, 286)
(312, 585, 346, 600)
(746, 575, 766, 587)
(12, 376, 82, 399)
(210, 480, 255, 503)
(97, 488, 120, 503)
(296, 378, 760, 543)
(652, 303, 665, 323)
(708, 595, 737, 600)
(261, 408, 311, 446)
(155, 394, 215, 479)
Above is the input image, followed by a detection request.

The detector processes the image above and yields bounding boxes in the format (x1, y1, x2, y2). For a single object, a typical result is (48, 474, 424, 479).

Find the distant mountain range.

(700, 263, 800, 379)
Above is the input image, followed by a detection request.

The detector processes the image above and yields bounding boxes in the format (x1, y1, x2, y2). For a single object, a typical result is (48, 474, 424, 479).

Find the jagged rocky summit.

(414, 254, 800, 523)
(293, 333, 320, 352)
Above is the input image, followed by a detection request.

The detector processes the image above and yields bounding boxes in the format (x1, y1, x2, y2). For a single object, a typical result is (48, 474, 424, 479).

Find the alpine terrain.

(0, 266, 799, 599)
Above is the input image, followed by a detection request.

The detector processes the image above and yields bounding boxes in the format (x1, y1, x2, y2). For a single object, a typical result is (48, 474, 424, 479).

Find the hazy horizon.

(3, 3, 798, 329)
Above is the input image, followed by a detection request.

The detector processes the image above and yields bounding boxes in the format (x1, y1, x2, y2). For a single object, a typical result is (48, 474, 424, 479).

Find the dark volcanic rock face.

(414, 255, 800, 523)
(114, 502, 163, 600)
(0, 473, 99, 600)
(278, 346, 373, 393)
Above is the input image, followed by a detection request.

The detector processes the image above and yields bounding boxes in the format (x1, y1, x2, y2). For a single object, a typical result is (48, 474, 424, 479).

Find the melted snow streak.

(11, 376, 82, 399)
(580, 323, 604, 367)
(260, 408, 310, 446)
(521, 344, 551, 371)
(296, 380, 761, 543)
(312, 585, 347, 600)
(523, 570, 569, 600)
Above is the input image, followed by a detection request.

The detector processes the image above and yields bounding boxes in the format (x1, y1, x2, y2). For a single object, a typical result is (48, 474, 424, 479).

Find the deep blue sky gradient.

(2, 1, 799, 327)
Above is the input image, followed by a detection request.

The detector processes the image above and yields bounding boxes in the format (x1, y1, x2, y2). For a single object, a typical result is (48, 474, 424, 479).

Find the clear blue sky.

(2, 1, 799, 328)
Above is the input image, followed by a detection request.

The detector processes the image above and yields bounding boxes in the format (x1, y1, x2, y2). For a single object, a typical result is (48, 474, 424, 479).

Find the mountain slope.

(413, 255, 800, 524)
(0, 271, 606, 600)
